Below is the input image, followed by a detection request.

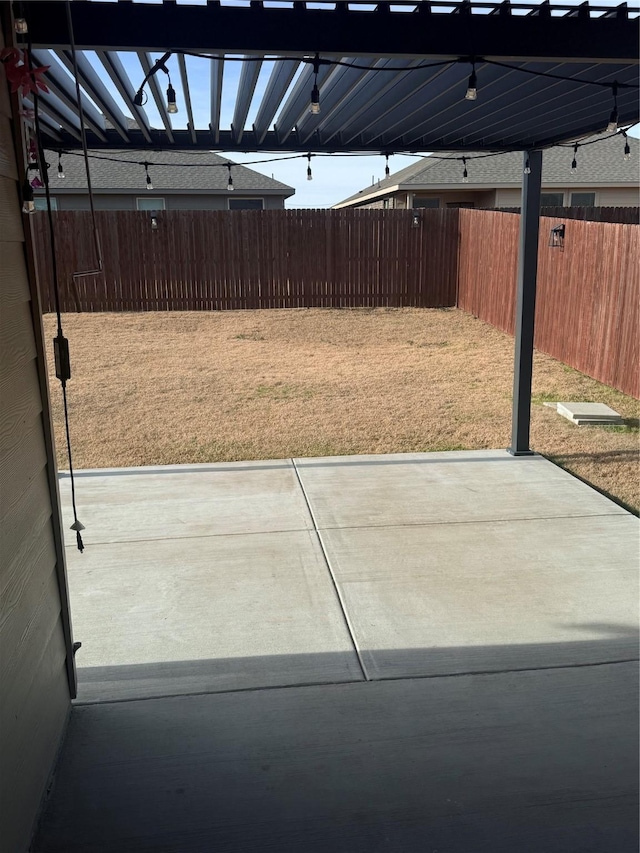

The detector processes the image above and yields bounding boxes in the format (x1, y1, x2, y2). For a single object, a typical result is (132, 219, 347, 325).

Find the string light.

(306, 153, 312, 181)
(48, 127, 634, 180)
(226, 163, 234, 191)
(607, 83, 619, 133)
(465, 62, 478, 101)
(144, 161, 153, 190)
(622, 131, 631, 162)
(385, 154, 390, 178)
(310, 54, 321, 115)
(524, 157, 531, 175)
(462, 157, 468, 183)
(57, 152, 65, 179)
(166, 79, 178, 114)
(571, 143, 578, 171)
(21, 176, 35, 213)
(14, 17, 28, 34)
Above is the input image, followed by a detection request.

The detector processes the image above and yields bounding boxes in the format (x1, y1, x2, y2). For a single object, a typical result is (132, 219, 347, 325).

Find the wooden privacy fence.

(33, 208, 459, 312)
(457, 209, 639, 398)
(34, 207, 639, 397)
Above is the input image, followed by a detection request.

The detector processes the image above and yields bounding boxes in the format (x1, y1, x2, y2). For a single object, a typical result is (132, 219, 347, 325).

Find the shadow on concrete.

(35, 639, 639, 853)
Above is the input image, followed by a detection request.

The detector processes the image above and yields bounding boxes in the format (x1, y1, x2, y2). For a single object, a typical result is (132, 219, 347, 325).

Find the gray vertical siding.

(0, 23, 72, 853)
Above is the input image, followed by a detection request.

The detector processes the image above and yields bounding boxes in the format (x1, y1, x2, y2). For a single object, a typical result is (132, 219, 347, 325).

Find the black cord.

(50, 126, 635, 170)
(28, 42, 85, 552)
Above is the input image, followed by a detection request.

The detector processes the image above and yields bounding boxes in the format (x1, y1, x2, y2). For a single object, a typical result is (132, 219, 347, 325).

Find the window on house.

(228, 198, 264, 210)
(382, 198, 390, 209)
(570, 192, 596, 207)
(136, 197, 166, 211)
(446, 201, 475, 209)
(540, 193, 564, 207)
(413, 198, 439, 209)
(34, 197, 58, 210)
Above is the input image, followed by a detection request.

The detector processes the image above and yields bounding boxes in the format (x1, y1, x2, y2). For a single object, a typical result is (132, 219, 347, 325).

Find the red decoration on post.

(0, 48, 49, 96)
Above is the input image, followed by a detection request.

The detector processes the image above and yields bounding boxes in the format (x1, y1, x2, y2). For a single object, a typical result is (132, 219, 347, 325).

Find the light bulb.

(624, 142, 631, 161)
(571, 158, 577, 171)
(307, 167, 312, 181)
(607, 109, 618, 133)
(166, 83, 178, 114)
(465, 69, 477, 101)
(58, 159, 65, 179)
(310, 84, 320, 115)
(22, 178, 34, 213)
(462, 170, 469, 183)
(14, 17, 28, 34)
(524, 159, 531, 175)
(146, 175, 153, 190)
(227, 178, 234, 191)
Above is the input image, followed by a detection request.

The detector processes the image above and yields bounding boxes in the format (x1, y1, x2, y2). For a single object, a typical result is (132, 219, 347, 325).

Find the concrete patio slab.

(294, 450, 628, 529)
(35, 663, 639, 853)
(58, 460, 313, 546)
(319, 514, 639, 679)
(69, 529, 363, 702)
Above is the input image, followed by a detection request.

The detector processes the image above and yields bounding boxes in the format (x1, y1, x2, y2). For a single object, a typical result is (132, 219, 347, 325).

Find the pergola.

(21, 0, 640, 453)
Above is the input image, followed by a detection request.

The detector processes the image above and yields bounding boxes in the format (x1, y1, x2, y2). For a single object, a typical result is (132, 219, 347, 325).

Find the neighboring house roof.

(39, 149, 295, 196)
(334, 134, 639, 207)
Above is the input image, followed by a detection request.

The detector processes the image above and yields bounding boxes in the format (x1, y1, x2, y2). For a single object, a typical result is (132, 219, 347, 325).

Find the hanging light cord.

(66, 1, 103, 281)
(30, 65, 85, 552)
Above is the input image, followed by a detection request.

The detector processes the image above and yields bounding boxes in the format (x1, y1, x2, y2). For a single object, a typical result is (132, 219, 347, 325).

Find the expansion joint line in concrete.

(291, 459, 370, 682)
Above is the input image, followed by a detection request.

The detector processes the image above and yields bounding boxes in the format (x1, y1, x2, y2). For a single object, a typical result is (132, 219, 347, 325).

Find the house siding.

(47, 193, 289, 211)
(0, 23, 72, 853)
(495, 186, 640, 209)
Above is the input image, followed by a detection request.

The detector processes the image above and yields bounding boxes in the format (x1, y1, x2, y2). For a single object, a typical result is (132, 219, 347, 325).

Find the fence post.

(508, 149, 542, 456)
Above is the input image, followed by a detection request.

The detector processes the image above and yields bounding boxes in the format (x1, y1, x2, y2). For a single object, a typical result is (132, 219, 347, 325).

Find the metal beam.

(296, 59, 376, 146)
(253, 59, 299, 145)
(210, 57, 224, 145)
(274, 62, 342, 144)
(342, 63, 455, 146)
(56, 49, 130, 142)
(138, 52, 175, 143)
(23, 99, 63, 141)
(31, 49, 107, 141)
(96, 50, 152, 143)
(31, 92, 83, 140)
(178, 53, 197, 145)
(36, 124, 638, 154)
(232, 57, 262, 144)
(24, 1, 640, 63)
(508, 149, 542, 457)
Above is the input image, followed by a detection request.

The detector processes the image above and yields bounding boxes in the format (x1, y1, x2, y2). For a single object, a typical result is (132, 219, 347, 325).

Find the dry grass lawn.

(44, 308, 640, 513)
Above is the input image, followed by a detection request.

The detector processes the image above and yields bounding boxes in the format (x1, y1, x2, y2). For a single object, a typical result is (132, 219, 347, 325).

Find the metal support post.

(508, 149, 543, 456)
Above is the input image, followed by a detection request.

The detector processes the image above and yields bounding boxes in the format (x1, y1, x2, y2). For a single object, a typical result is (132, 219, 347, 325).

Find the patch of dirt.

(44, 308, 640, 513)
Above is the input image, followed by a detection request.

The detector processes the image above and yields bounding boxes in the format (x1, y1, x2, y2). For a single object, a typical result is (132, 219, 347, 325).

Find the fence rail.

(33, 207, 639, 397)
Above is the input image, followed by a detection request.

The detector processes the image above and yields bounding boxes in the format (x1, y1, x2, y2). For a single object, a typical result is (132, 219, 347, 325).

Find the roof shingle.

(41, 149, 295, 195)
(335, 134, 639, 206)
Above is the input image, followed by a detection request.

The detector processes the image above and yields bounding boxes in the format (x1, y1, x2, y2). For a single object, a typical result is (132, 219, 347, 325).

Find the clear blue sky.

(63, 0, 638, 207)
